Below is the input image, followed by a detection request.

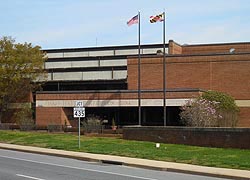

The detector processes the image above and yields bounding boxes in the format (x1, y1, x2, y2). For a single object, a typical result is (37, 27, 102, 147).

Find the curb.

(0, 143, 249, 180)
(101, 160, 124, 165)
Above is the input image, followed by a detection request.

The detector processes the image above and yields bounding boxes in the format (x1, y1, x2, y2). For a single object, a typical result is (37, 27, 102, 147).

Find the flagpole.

(138, 11, 141, 126)
(163, 10, 167, 126)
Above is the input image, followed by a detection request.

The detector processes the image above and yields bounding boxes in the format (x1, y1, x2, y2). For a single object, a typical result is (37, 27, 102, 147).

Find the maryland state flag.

(150, 13, 164, 23)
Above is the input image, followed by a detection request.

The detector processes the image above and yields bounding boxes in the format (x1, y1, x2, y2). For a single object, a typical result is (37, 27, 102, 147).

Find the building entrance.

(66, 106, 183, 127)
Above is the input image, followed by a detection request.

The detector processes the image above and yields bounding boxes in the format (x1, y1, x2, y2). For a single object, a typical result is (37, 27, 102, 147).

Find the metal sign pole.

(78, 117, 81, 149)
(74, 101, 85, 149)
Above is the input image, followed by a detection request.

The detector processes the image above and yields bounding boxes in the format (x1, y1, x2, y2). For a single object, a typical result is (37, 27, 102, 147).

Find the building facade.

(36, 40, 250, 127)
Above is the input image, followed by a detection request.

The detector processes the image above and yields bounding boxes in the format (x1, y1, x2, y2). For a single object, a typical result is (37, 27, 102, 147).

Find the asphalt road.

(0, 149, 229, 180)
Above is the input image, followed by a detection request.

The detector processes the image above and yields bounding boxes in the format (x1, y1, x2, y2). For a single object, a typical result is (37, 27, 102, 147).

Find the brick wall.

(123, 127, 250, 149)
(36, 107, 64, 126)
(127, 54, 250, 99)
(168, 40, 182, 54)
(127, 57, 163, 90)
(182, 43, 250, 55)
(127, 53, 250, 126)
(238, 108, 250, 127)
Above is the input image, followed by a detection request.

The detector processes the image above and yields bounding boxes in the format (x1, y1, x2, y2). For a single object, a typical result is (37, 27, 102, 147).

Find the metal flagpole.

(138, 11, 141, 126)
(163, 11, 167, 126)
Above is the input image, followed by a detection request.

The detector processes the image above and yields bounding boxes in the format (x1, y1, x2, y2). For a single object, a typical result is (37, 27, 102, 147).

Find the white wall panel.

(36, 99, 190, 107)
(82, 71, 112, 80)
(115, 49, 140, 55)
(45, 61, 72, 69)
(113, 70, 127, 79)
(89, 50, 114, 56)
(50, 70, 127, 81)
(63, 51, 89, 58)
(53, 72, 82, 81)
(100, 59, 127, 67)
(47, 53, 64, 58)
(71, 60, 99, 68)
(47, 47, 167, 59)
(46, 59, 127, 69)
(47, 73, 52, 81)
(143, 48, 164, 54)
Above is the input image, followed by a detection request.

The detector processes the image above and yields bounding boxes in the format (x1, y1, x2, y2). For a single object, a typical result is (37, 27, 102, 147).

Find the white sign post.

(74, 101, 85, 149)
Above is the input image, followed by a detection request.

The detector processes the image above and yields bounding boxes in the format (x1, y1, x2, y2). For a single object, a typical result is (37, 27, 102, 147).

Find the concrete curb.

(0, 143, 249, 180)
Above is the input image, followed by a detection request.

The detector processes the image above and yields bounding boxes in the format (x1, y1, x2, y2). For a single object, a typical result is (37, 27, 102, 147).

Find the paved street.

(0, 149, 228, 180)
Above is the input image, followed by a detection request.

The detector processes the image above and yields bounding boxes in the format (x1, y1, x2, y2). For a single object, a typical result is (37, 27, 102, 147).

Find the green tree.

(201, 90, 239, 127)
(0, 36, 46, 123)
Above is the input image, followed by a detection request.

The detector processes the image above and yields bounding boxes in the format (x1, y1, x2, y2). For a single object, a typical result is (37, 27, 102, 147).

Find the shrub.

(82, 114, 103, 133)
(13, 107, 34, 131)
(180, 91, 239, 127)
(180, 98, 222, 127)
(14, 107, 34, 126)
(201, 91, 239, 112)
(202, 91, 239, 127)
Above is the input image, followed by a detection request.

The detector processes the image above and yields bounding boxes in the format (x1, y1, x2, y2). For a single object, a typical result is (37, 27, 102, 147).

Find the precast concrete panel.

(46, 59, 127, 69)
(100, 59, 127, 67)
(47, 53, 64, 58)
(115, 49, 140, 55)
(71, 60, 99, 68)
(63, 51, 89, 58)
(113, 70, 127, 79)
(53, 72, 82, 81)
(82, 71, 112, 80)
(142, 48, 165, 54)
(89, 50, 114, 56)
(47, 70, 127, 81)
(45, 61, 72, 69)
(46, 73, 52, 81)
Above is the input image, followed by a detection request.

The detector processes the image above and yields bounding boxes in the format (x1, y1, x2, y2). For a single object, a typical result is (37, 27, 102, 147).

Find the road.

(0, 149, 228, 180)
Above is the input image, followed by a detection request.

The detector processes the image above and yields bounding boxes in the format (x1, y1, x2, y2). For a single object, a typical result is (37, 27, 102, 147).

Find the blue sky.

(1, 0, 250, 49)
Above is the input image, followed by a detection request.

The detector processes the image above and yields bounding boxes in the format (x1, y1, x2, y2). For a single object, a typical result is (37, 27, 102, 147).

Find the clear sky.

(1, 0, 250, 49)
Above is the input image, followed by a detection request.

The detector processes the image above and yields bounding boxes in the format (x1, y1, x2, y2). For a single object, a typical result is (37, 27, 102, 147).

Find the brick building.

(36, 40, 250, 127)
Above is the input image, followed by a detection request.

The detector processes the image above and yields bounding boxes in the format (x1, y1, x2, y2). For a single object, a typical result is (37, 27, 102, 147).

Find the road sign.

(74, 101, 85, 149)
(75, 101, 84, 107)
(73, 107, 85, 118)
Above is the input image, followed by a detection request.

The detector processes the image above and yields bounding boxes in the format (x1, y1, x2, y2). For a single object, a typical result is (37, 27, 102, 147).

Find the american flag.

(127, 15, 139, 26)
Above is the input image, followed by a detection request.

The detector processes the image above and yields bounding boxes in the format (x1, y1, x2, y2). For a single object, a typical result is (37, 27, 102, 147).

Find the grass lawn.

(0, 130, 250, 170)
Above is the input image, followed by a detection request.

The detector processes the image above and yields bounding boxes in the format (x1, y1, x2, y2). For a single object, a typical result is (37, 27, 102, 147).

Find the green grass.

(0, 130, 250, 170)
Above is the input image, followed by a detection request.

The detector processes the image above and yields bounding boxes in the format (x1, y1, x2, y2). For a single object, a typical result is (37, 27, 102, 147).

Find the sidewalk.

(0, 143, 249, 179)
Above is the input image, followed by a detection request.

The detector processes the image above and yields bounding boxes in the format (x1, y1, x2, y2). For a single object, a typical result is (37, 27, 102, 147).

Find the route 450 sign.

(73, 107, 85, 118)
